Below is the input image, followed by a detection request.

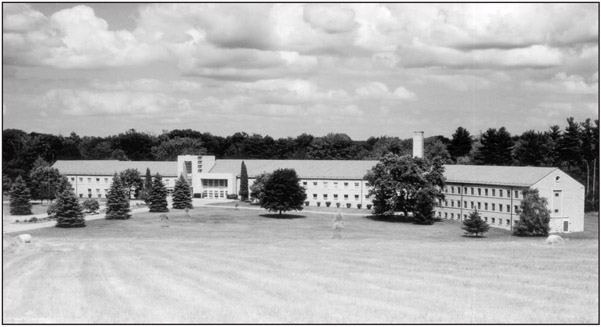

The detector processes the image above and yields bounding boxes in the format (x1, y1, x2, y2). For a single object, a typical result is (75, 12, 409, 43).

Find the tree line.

(3, 116, 598, 210)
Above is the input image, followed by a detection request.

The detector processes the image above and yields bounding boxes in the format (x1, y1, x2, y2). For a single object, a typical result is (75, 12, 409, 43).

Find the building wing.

(53, 160, 178, 177)
(443, 165, 558, 187)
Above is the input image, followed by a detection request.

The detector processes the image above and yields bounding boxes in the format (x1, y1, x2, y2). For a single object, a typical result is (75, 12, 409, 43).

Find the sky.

(2, 3, 599, 140)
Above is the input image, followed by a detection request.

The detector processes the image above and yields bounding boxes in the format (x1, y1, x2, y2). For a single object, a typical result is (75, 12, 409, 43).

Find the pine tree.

(172, 175, 192, 209)
(239, 161, 249, 201)
(9, 176, 32, 215)
(55, 189, 86, 228)
(513, 188, 551, 236)
(448, 127, 473, 160)
(105, 173, 131, 220)
(462, 209, 489, 237)
(149, 173, 169, 212)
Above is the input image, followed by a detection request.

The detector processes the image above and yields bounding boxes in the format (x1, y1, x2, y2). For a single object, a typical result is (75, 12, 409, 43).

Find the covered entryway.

(201, 179, 229, 199)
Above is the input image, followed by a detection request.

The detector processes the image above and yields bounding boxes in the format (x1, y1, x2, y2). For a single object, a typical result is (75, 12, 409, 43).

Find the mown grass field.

(3, 206, 598, 323)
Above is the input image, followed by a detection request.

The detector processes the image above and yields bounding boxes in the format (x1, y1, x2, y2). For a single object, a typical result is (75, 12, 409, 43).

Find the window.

(507, 190, 511, 198)
(451, 186, 454, 193)
(303, 182, 307, 186)
(499, 190, 503, 197)
(444, 200, 448, 206)
(506, 205, 510, 213)
(507, 219, 510, 225)
(105, 178, 109, 183)
(344, 194, 349, 200)
(313, 194, 317, 200)
(514, 205, 519, 213)
(88, 178, 92, 183)
(98, 194, 102, 198)
(323, 194, 328, 200)
(515, 190, 519, 198)
(334, 194, 338, 200)
(344, 182, 348, 188)
(185, 161, 192, 174)
(96, 189, 100, 193)
(354, 195, 359, 200)
(492, 218, 495, 223)
(444, 212, 448, 218)
(464, 201, 467, 208)
(451, 213, 454, 219)
(96, 178, 100, 182)
(333, 182, 338, 188)
(70, 177, 75, 181)
(458, 201, 461, 208)
(477, 202, 481, 209)
(444, 187, 448, 193)
(484, 203, 488, 210)
(491, 204, 495, 211)
(484, 217, 488, 222)
(451, 200, 454, 207)
(79, 194, 83, 198)
(499, 219, 503, 225)
(555, 176, 561, 182)
(323, 182, 328, 188)
(219, 180, 225, 187)
(464, 214, 467, 220)
(88, 188, 91, 193)
(485, 189, 488, 196)
(464, 187, 468, 194)
(471, 201, 474, 209)
(79, 177, 83, 182)
(313, 182, 318, 186)
(365, 195, 369, 199)
(478, 188, 481, 196)
(354, 182, 359, 189)
(438, 212, 441, 217)
(471, 187, 474, 195)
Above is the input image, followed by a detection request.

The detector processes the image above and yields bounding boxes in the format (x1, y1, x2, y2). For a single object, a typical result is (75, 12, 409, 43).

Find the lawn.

(2, 207, 598, 324)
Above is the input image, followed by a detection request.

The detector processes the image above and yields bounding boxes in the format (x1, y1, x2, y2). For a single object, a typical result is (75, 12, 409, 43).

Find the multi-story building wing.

(435, 165, 584, 233)
(52, 160, 178, 199)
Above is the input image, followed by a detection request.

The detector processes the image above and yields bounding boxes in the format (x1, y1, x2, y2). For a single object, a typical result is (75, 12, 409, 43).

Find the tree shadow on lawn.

(364, 214, 419, 224)
(259, 213, 306, 219)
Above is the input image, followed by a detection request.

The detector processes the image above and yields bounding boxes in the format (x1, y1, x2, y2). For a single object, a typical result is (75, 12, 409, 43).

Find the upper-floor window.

(333, 182, 338, 188)
(492, 189, 496, 197)
(344, 194, 349, 200)
(506, 204, 510, 213)
(88, 178, 92, 183)
(491, 203, 495, 211)
(451, 186, 455, 194)
(354, 182, 359, 189)
(471, 187, 474, 195)
(334, 194, 338, 200)
(303, 182, 307, 186)
(323, 182, 328, 188)
(184, 161, 192, 174)
(478, 188, 481, 196)
(499, 189, 503, 197)
(464, 187, 468, 194)
(313, 182, 318, 186)
(313, 194, 317, 200)
(344, 182, 348, 188)
(514, 190, 519, 198)
(484, 189, 488, 196)
(484, 203, 488, 210)
(354, 195, 359, 200)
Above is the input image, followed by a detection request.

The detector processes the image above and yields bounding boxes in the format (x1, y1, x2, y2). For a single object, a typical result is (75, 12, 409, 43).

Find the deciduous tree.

(513, 189, 550, 236)
(250, 172, 271, 202)
(260, 168, 306, 216)
(119, 168, 142, 199)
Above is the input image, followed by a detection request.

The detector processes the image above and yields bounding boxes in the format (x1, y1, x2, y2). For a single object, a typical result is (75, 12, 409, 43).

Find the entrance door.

(563, 220, 569, 232)
(552, 190, 562, 216)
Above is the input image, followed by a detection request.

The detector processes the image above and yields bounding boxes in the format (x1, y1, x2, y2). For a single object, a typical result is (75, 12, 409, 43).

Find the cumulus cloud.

(43, 89, 191, 116)
(523, 72, 598, 95)
(355, 82, 416, 100)
(303, 4, 357, 34)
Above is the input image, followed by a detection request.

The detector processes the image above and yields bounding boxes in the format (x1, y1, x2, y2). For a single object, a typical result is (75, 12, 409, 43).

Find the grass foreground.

(2, 207, 599, 323)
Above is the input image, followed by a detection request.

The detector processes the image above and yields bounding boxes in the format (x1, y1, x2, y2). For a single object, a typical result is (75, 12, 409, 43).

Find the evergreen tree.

(513, 189, 550, 236)
(513, 130, 553, 166)
(55, 189, 86, 228)
(239, 161, 249, 201)
(260, 168, 306, 216)
(105, 173, 131, 220)
(474, 127, 514, 165)
(413, 188, 437, 225)
(149, 173, 169, 212)
(462, 209, 490, 237)
(558, 117, 582, 170)
(9, 176, 32, 215)
(172, 174, 192, 209)
(448, 127, 473, 160)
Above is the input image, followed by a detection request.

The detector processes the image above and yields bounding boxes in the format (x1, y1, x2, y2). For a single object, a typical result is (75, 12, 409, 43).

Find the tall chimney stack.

(413, 131, 424, 158)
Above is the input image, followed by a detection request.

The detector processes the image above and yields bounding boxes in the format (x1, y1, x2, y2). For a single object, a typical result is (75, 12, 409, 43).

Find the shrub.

(47, 202, 59, 218)
(336, 202, 341, 208)
(15, 219, 19, 223)
(346, 203, 351, 208)
(226, 194, 238, 200)
(83, 198, 100, 213)
(462, 209, 489, 237)
(193, 193, 201, 198)
(31, 217, 38, 223)
(317, 202, 321, 207)
(305, 201, 309, 206)
(357, 204, 362, 209)
(367, 204, 372, 210)
(325, 201, 331, 207)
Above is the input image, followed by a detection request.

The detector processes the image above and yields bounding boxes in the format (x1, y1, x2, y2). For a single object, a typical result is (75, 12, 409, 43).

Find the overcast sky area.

(2, 3, 599, 139)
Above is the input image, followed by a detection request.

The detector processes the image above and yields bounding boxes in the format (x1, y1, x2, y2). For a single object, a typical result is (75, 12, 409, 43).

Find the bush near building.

(106, 174, 131, 220)
(462, 209, 490, 237)
(513, 188, 551, 236)
(172, 175, 193, 209)
(55, 189, 86, 228)
(83, 198, 100, 213)
(9, 176, 32, 215)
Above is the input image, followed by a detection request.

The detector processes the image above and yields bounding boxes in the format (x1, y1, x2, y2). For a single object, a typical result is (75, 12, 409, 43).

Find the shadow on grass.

(364, 215, 415, 224)
(259, 214, 306, 219)
(461, 234, 487, 238)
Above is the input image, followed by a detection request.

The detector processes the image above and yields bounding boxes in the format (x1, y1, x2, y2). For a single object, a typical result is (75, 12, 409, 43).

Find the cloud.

(42, 89, 191, 116)
(90, 78, 203, 93)
(523, 72, 598, 95)
(303, 4, 357, 34)
(355, 82, 416, 100)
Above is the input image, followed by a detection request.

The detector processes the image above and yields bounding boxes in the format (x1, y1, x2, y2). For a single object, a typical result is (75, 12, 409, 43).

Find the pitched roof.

(52, 160, 178, 177)
(209, 159, 379, 180)
(442, 165, 558, 187)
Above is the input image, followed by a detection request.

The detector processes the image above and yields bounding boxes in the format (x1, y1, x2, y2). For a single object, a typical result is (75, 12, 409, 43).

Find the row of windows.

(202, 179, 228, 188)
(441, 200, 519, 214)
(312, 193, 367, 201)
(445, 185, 521, 199)
(302, 181, 361, 189)
(72, 177, 173, 184)
(437, 211, 515, 226)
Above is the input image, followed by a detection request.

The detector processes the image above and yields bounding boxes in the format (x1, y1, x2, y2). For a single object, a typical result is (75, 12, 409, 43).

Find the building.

(436, 165, 584, 233)
(52, 160, 178, 199)
(52, 132, 584, 233)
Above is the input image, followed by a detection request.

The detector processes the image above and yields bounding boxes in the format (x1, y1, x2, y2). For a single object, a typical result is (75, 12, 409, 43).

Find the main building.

(52, 132, 584, 233)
